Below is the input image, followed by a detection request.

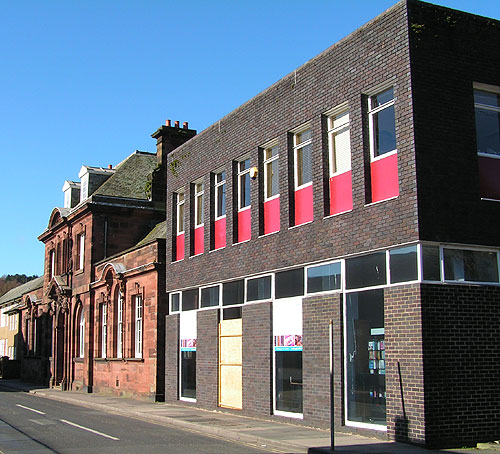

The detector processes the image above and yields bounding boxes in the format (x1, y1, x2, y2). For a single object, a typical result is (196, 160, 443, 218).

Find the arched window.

(79, 308, 85, 358)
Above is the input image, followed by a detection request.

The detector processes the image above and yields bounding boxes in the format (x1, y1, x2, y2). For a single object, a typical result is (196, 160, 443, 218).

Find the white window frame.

(101, 304, 107, 358)
(194, 181, 204, 228)
(199, 284, 222, 310)
(244, 273, 274, 304)
(263, 141, 280, 202)
(176, 191, 185, 235)
(474, 83, 500, 159)
(368, 87, 397, 162)
(327, 106, 351, 177)
(9, 314, 15, 331)
(78, 233, 85, 271)
(215, 170, 226, 220)
(169, 292, 181, 314)
(117, 292, 123, 359)
(293, 126, 313, 190)
(79, 308, 85, 358)
(237, 157, 251, 211)
(135, 295, 143, 359)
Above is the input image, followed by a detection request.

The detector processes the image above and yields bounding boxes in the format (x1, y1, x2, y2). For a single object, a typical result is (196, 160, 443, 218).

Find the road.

(0, 385, 282, 454)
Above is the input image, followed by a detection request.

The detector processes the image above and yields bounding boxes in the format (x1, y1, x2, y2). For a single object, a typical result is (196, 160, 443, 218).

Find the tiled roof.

(92, 151, 157, 200)
(135, 221, 166, 247)
(0, 276, 44, 307)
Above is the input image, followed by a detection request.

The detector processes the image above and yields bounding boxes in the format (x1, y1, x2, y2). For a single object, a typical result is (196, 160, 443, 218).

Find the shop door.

(218, 318, 242, 409)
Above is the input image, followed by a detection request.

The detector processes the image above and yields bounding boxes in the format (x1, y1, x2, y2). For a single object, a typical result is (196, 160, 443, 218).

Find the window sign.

(180, 311, 197, 400)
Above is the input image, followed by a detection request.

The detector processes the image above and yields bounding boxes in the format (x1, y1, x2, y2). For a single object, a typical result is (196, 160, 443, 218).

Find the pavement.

(0, 379, 499, 454)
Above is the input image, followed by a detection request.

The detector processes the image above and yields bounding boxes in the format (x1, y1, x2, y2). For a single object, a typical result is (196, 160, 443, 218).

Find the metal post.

(329, 319, 335, 451)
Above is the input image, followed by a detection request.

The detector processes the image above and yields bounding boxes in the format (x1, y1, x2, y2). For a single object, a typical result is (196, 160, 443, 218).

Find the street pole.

(329, 319, 335, 451)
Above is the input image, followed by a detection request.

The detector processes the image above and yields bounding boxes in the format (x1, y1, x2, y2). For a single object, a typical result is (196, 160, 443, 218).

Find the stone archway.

(55, 310, 66, 386)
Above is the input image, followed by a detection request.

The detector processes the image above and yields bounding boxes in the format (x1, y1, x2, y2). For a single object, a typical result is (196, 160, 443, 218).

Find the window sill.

(75, 269, 84, 276)
(74, 358, 84, 363)
(364, 195, 398, 207)
(258, 230, 280, 239)
(481, 197, 500, 202)
(189, 252, 204, 259)
(232, 239, 251, 246)
(209, 246, 225, 253)
(288, 220, 313, 230)
(324, 208, 353, 219)
(94, 357, 144, 363)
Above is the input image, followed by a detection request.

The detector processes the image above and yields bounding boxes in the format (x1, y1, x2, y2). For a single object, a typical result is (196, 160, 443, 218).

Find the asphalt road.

(0, 385, 282, 454)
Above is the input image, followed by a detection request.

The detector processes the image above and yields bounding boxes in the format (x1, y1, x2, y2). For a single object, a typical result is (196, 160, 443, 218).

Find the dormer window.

(62, 181, 81, 209)
(80, 173, 89, 202)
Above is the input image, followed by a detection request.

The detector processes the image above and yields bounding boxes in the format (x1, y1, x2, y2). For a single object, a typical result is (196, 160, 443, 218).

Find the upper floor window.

(101, 303, 107, 358)
(117, 292, 123, 359)
(238, 158, 251, 210)
(215, 171, 226, 218)
(76, 233, 85, 271)
(80, 173, 89, 202)
(328, 110, 351, 175)
(294, 129, 312, 188)
(194, 182, 204, 227)
(264, 144, 279, 200)
(474, 88, 500, 156)
(49, 249, 55, 279)
(79, 309, 85, 358)
(369, 87, 396, 158)
(176, 191, 185, 235)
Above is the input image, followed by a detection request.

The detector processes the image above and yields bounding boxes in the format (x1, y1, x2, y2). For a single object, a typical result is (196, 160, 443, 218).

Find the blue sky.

(1, 0, 498, 277)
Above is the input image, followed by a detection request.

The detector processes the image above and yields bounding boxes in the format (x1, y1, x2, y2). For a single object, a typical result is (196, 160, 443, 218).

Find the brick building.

(158, 0, 500, 448)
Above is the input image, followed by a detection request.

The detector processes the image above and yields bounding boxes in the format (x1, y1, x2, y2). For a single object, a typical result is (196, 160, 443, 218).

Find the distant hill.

(0, 274, 40, 298)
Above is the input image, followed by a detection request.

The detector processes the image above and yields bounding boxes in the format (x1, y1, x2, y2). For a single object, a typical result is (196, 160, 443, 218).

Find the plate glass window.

(171, 292, 180, 312)
(264, 145, 279, 199)
(223, 280, 244, 306)
(275, 268, 304, 298)
(201, 285, 220, 308)
(182, 289, 199, 311)
(247, 275, 272, 302)
(389, 246, 418, 284)
(238, 159, 251, 209)
(346, 253, 387, 290)
(443, 249, 499, 283)
(294, 129, 312, 188)
(369, 88, 396, 158)
(307, 262, 341, 293)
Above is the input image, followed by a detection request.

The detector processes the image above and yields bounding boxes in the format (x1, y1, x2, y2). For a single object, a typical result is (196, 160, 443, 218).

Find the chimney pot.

(108, 164, 112, 169)
(183, 121, 188, 129)
(174, 120, 180, 128)
(166, 119, 171, 127)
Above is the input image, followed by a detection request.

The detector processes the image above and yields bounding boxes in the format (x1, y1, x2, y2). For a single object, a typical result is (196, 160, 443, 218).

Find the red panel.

(329, 171, 353, 215)
(238, 208, 251, 243)
(371, 153, 399, 203)
(264, 197, 280, 235)
(214, 217, 226, 250)
(294, 185, 313, 226)
(478, 155, 500, 200)
(176, 233, 184, 261)
(194, 226, 204, 255)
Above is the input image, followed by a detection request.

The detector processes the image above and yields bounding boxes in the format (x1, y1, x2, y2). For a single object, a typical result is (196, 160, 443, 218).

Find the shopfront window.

(345, 289, 386, 428)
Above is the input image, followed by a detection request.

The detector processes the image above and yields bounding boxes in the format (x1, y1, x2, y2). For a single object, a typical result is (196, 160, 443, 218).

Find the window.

(422, 245, 441, 281)
(9, 314, 16, 331)
(101, 304, 107, 358)
(176, 191, 185, 234)
(200, 285, 220, 308)
(170, 292, 181, 313)
(368, 87, 396, 158)
(328, 110, 351, 176)
(79, 309, 85, 358)
(246, 275, 272, 302)
(443, 248, 499, 283)
(275, 268, 304, 299)
(294, 129, 312, 188)
(307, 262, 341, 294)
(76, 233, 85, 271)
(49, 249, 55, 279)
(222, 280, 244, 306)
(215, 171, 226, 218)
(182, 289, 198, 311)
(474, 88, 500, 156)
(134, 295, 143, 358)
(194, 182, 204, 227)
(80, 173, 89, 202)
(238, 158, 251, 210)
(346, 253, 387, 290)
(117, 292, 123, 358)
(264, 145, 279, 200)
(389, 246, 418, 284)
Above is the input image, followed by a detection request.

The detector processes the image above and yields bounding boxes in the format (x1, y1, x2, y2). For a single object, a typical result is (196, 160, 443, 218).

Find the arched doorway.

(55, 310, 66, 387)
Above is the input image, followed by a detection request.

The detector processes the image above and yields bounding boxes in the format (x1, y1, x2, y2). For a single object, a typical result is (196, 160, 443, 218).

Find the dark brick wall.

(165, 314, 179, 402)
(302, 294, 342, 429)
(408, 1, 500, 246)
(420, 283, 500, 448)
(242, 302, 272, 416)
(197, 309, 218, 408)
(164, 1, 416, 292)
(385, 284, 425, 445)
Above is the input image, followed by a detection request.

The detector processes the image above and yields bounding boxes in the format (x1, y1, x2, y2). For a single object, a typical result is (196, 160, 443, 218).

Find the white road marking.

(16, 404, 46, 415)
(60, 419, 120, 440)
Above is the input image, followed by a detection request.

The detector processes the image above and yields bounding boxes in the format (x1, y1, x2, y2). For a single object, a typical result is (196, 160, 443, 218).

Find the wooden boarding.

(218, 319, 242, 409)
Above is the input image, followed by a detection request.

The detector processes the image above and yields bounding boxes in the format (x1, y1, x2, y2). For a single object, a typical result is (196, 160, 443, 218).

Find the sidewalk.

(0, 379, 498, 454)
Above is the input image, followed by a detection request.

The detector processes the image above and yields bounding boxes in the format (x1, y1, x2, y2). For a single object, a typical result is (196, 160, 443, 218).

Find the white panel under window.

(273, 298, 302, 341)
(180, 311, 197, 349)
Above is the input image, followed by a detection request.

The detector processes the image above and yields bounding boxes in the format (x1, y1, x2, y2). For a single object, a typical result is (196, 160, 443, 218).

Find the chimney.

(108, 164, 112, 169)
(151, 120, 197, 167)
